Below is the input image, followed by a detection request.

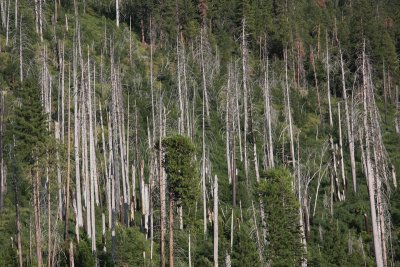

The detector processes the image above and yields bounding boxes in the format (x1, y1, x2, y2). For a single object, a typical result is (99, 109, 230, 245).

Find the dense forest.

(1, 0, 400, 266)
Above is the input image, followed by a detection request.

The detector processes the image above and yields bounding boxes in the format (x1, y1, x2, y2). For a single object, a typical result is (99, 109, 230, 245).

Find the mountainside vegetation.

(1, 0, 400, 266)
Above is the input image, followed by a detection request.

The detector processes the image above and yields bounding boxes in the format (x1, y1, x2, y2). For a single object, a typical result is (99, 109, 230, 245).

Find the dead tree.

(263, 59, 274, 169)
(213, 175, 219, 267)
(241, 19, 249, 185)
(338, 45, 357, 193)
(361, 41, 386, 267)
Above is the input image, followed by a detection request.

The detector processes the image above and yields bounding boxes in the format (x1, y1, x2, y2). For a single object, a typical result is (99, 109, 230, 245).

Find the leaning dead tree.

(359, 41, 393, 267)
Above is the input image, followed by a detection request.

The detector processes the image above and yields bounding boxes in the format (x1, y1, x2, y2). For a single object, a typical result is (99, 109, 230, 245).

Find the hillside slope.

(1, 0, 400, 266)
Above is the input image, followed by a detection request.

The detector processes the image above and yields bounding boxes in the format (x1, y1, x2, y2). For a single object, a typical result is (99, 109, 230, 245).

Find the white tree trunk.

(213, 175, 219, 267)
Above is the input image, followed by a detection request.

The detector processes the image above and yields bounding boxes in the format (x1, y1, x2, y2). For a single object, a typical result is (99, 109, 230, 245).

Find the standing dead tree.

(359, 41, 393, 267)
(337, 41, 357, 194)
(241, 19, 250, 186)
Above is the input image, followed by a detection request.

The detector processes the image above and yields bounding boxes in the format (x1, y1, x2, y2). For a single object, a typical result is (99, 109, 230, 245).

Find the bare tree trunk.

(65, 79, 71, 241)
(0, 0, 5, 27)
(34, 0, 38, 33)
(159, 99, 166, 267)
(115, 0, 119, 27)
(263, 60, 274, 169)
(230, 209, 234, 252)
(250, 101, 260, 182)
(200, 27, 210, 120)
(69, 241, 74, 267)
(202, 74, 207, 235)
(38, 0, 43, 42)
(73, 35, 83, 228)
(337, 103, 346, 199)
(235, 65, 243, 163)
(188, 233, 192, 267)
(5, 0, 9, 46)
(284, 49, 296, 172)
(251, 201, 263, 263)
(47, 168, 51, 267)
(107, 113, 113, 230)
(226, 70, 231, 184)
(362, 41, 384, 267)
(177, 37, 185, 134)
(310, 47, 321, 118)
(242, 19, 249, 185)
(339, 46, 356, 193)
(326, 32, 333, 127)
(19, 15, 23, 82)
(213, 175, 218, 267)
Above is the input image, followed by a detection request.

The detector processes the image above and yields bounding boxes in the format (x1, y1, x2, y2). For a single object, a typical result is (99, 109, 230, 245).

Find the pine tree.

(256, 168, 304, 266)
(8, 78, 47, 167)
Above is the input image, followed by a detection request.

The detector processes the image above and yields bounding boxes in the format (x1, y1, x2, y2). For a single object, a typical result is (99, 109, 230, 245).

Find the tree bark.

(339, 46, 356, 193)
(213, 175, 218, 267)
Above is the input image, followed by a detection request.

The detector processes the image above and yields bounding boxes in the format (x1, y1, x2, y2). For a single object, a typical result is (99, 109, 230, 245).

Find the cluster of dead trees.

(0, 1, 399, 267)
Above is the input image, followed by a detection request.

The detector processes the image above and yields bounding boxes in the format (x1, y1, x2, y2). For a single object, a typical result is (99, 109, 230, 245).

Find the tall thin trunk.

(202, 69, 207, 234)
(226, 68, 231, 185)
(47, 166, 51, 267)
(200, 27, 210, 120)
(362, 41, 384, 267)
(116, 0, 119, 27)
(159, 98, 166, 267)
(339, 46, 356, 193)
(251, 201, 263, 263)
(235, 64, 243, 163)
(337, 103, 346, 199)
(326, 32, 333, 127)
(188, 233, 192, 267)
(65, 79, 71, 241)
(5, 0, 9, 46)
(263, 59, 274, 169)
(284, 49, 296, 172)
(177, 37, 184, 134)
(242, 19, 249, 185)
(213, 175, 219, 267)
(19, 15, 23, 82)
(73, 34, 83, 228)
(250, 101, 260, 183)
(38, 0, 42, 42)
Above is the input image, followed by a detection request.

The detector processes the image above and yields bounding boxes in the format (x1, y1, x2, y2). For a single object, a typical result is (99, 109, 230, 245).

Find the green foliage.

(1, 0, 400, 266)
(111, 226, 156, 266)
(76, 239, 96, 267)
(257, 168, 304, 266)
(162, 134, 199, 204)
(231, 223, 260, 267)
(7, 78, 47, 166)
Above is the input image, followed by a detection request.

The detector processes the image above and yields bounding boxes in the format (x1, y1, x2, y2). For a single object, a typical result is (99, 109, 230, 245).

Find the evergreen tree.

(256, 168, 304, 266)
(8, 78, 47, 167)
(162, 134, 199, 206)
